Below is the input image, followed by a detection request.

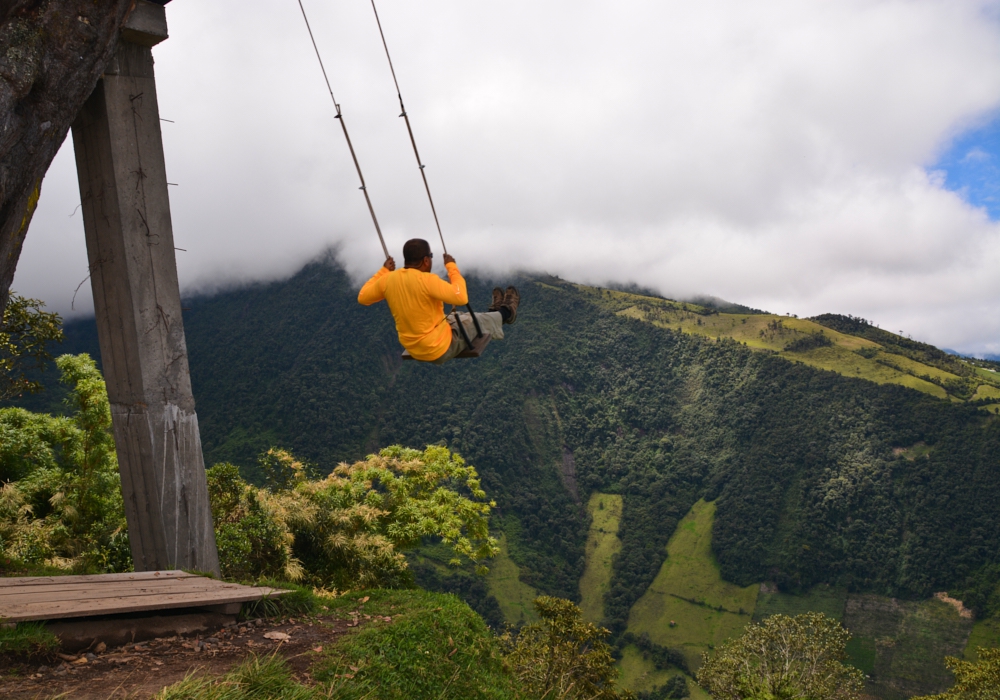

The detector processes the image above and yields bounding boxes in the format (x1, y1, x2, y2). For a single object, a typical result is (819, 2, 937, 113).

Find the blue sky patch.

(932, 112, 1000, 220)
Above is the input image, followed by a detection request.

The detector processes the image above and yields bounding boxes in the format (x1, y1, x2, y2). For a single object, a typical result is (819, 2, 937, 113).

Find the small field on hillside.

(626, 499, 758, 673)
(753, 583, 848, 622)
(579, 493, 623, 624)
(843, 594, 974, 700)
(487, 536, 539, 626)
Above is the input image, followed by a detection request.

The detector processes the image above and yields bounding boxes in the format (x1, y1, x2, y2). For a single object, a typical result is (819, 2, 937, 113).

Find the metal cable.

(296, 0, 389, 259)
(370, 0, 448, 256)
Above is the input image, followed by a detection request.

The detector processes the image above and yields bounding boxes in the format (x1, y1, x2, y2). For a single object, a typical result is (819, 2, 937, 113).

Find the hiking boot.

(501, 286, 520, 324)
(489, 287, 504, 312)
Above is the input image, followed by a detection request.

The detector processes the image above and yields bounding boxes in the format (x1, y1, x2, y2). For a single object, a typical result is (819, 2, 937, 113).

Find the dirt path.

(1, 613, 361, 699)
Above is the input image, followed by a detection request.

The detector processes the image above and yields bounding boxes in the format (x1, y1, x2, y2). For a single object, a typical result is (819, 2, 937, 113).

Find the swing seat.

(402, 333, 492, 361)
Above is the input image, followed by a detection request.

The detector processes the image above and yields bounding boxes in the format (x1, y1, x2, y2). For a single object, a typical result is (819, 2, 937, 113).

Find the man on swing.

(358, 238, 520, 364)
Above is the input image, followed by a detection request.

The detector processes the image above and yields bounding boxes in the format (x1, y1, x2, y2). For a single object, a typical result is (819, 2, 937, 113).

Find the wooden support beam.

(70, 1, 220, 576)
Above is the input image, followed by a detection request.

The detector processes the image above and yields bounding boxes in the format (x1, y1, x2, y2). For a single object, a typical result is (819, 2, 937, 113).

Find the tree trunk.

(0, 0, 135, 313)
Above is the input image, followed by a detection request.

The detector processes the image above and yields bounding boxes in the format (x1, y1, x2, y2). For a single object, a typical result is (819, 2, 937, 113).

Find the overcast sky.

(12, 0, 1000, 354)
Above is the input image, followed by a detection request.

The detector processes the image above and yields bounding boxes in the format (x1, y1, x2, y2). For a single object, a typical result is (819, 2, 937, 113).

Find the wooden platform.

(0, 570, 289, 623)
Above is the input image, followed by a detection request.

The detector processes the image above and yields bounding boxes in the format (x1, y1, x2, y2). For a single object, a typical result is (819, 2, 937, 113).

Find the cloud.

(13, 0, 1000, 354)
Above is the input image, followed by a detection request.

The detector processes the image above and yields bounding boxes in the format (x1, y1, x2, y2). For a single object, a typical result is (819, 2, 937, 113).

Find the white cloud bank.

(13, 0, 1000, 354)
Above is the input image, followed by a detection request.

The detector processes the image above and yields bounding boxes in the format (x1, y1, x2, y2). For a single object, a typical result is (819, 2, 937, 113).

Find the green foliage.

(314, 589, 525, 699)
(156, 654, 319, 700)
(912, 648, 1000, 700)
(208, 445, 499, 590)
(0, 293, 63, 401)
(207, 461, 300, 582)
(0, 354, 129, 571)
(0, 621, 59, 655)
(695, 612, 864, 700)
(503, 596, 633, 700)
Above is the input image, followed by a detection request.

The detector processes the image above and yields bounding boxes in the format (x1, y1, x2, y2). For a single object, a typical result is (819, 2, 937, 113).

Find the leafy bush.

(696, 612, 863, 700)
(503, 596, 633, 700)
(208, 445, 499, 590)
(0, 293, 63, 401)
(207, 461, 302, 582)
(0, 354, 129, 571)
(912, 648, 1000, 700)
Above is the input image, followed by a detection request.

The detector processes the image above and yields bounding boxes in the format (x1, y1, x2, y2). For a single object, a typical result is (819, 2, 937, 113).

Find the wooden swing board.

(402, 333, 492, 361)
(0, 570, 289, 623)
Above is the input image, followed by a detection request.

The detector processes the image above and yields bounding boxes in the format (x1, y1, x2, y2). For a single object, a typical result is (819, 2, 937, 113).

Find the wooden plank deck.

(0, 570, 288, 623)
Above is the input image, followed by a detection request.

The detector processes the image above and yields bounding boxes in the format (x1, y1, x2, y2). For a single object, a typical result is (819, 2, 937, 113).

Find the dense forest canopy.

(13, 254, 999, 633)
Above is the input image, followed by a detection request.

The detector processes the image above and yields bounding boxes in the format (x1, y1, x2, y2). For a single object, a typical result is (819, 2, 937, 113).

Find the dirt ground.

(1, 612, 369, 699)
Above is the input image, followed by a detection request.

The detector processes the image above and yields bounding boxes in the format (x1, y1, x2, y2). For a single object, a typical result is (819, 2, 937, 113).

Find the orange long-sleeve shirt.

(358, 262, 468, 361)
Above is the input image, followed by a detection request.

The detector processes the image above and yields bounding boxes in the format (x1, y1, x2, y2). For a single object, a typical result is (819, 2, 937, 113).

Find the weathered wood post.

(70, 0, 220, 576)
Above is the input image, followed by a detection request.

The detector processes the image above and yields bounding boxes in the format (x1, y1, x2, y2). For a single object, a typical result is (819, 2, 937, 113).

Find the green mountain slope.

(11, 255, 1000, 694)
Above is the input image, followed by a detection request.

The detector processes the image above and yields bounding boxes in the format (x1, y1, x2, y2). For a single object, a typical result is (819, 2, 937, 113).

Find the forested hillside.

(18, 253, 1000, 640)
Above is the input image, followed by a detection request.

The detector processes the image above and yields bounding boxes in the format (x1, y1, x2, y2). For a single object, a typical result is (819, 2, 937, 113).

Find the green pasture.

(973, 383, 1000, 400)
(486, 535, 539, 626)
(613, 301, 956, 400)
(626, 499, 758, 671)
(579, 493, 623, 624)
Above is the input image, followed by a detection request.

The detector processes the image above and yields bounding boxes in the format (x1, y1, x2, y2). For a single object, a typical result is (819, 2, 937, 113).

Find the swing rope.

(368, 1, 485, 341)
(296, 0, 486, 345)
(369, 0, 448, 257)
(296, 0, 389, 259)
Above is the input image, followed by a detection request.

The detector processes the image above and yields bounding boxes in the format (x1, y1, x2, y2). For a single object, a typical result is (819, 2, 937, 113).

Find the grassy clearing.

(972, 384, 1000, 400)
(579, 493, 623, 624)
(965, 617, 1000, 661)
(486, 535, 539, 626)
(0, 621, 59, 655)
(626, 499, 758, 672)
(842, 594, 974, 699)
(973, 366, 1000, 386)
(753, 583, 848, 623)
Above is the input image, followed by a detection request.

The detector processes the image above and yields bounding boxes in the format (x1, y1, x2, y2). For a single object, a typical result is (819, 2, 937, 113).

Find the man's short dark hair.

(403, 238, 432, 264)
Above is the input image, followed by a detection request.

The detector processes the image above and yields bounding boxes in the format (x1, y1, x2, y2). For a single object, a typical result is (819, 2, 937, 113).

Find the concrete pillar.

(71, 1, 220, 576)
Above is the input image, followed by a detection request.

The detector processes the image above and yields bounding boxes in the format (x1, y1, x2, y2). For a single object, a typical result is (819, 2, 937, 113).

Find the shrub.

(503, 596, 633, 700)
(912, 648, 1000, 700)
(207, 445, 499, 590)
(696, 612, 863, 700)
(0, 354, 128, 571)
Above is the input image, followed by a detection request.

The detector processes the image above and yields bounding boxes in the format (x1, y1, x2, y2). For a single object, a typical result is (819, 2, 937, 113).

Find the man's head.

(403, 238, 433, 271)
